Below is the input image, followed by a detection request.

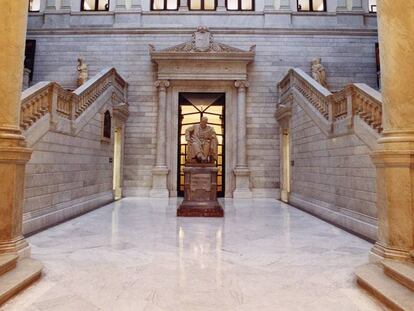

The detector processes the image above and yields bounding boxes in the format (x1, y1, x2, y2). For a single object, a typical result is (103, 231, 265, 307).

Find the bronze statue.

(185, 116, 218, 163)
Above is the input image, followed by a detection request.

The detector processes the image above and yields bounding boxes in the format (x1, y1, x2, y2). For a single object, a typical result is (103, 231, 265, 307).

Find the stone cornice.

(26, 27, 378, 37)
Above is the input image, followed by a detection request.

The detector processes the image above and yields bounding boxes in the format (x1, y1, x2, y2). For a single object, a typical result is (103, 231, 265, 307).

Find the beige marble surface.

(2, 198, 384, 310)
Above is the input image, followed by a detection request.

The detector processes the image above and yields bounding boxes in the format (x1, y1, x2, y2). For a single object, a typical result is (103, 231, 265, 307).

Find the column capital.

(155, 80, 170, 90)
(234, 80, 249, 89)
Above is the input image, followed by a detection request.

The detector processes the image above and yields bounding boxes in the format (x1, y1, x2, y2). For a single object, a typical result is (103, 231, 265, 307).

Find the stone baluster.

(0, 2, 33, 255)
(233, 80, 252, 199)
(370, 1, 414, 261)
(116, 0, 127, 10)
(150, 80, 170, 198)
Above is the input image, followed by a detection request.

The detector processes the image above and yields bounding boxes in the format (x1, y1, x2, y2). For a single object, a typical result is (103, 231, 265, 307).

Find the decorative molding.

(150, 27, 256, 61)
(154, 80, 170, 89)
(234, 80, 250, 89)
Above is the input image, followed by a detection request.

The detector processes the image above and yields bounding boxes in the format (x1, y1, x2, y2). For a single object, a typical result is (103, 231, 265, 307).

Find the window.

(151, 0, 178, 10)
(81, 0, 110, 11)
(369, 0, 377, 12)
(29, 0, 41, 12)
(103, 110, 112, 140)
(226, 0, 254, 11)
(188, 0, 216, 10)
(297, 0, 326, 12)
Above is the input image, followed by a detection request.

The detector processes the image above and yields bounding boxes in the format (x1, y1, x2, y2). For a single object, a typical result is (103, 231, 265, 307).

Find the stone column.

(233, 81, 252, 199)
(60, 0, 71, 10)
(264, 0, 275, 11)
(350, 0, 363, 11)
(131, 0, 141, 9)
(217, 0, 226, 11)
(337, 0, 363, 11)
(46, 0, 58, 10)
(116, 0, 127, 10)
(370, 1, 414, 261)
(278, 0, 291, 10)
(336, 0, 348, 11)
(0, 2, 32, 255)
(150, 80, 170, 198)
(179, 0, 189, 11)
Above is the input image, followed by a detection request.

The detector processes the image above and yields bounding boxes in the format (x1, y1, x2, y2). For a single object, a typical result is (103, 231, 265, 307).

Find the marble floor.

(2, 198, 383, 311)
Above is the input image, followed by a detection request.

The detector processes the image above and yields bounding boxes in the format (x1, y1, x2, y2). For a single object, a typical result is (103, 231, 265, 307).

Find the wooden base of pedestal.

(177, 164, 224, 218)
(177, 202, 224, 217)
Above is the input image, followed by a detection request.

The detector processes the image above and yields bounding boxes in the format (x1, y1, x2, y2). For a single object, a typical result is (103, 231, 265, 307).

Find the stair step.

(383, 260, 414, 292)
(0, 258, 43, 306)
(355, 264, 414, 311)
(0, 254, 18, 276)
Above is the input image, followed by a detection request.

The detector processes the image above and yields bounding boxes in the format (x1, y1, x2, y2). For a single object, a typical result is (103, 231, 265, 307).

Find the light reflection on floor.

(2, 198, 383, 311)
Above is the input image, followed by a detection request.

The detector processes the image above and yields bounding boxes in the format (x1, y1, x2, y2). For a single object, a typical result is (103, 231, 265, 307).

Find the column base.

(150, 166, 169, 198)
(0, 236, 29, 257)
(0, 142, 32, 256)
(370, 242, 413, 262)
(233, 167, 252, 199)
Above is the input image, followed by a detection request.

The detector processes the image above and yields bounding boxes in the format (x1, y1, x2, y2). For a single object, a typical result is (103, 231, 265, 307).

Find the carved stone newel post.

(234, 80, 252, 198)
(150, 80, 170, 197)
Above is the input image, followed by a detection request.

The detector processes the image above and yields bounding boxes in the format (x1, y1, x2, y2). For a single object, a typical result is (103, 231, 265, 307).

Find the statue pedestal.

(177, 164, 224, 217)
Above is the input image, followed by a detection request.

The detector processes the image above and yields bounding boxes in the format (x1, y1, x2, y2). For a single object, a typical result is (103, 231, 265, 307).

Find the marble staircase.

(0, 254, 42, 306)
(355, 259, 414, 310)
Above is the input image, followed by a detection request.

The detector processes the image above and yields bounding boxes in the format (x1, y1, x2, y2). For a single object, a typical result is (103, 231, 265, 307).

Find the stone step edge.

(0, 254, 18, 277)
(0, 258, 43, 306)
(355, 263, 414, 311)
(383, 260, 414, 292)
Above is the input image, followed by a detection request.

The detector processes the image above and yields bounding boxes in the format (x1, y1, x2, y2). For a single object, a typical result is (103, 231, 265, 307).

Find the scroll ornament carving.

(154, 80, 170, 90)
(235, 80, 250, 89)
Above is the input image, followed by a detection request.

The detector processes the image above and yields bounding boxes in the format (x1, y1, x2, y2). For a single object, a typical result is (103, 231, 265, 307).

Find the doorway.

(177, 93, 225, 197)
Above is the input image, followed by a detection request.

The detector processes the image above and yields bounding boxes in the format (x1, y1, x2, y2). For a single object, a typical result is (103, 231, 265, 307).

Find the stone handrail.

(20, 67, 128, 130)
(277, 68, 383, 134)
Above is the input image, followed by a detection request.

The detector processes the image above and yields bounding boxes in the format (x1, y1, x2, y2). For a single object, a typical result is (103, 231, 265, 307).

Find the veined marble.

(2, 198, 382, 311)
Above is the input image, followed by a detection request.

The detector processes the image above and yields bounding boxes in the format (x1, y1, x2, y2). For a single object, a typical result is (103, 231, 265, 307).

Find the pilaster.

(233, 80, 252, 199)
(45, 0, 58, 10)
(150, 80, 170, 198)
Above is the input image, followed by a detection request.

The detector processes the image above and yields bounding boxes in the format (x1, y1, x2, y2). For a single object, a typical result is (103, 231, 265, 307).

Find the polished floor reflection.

(2, 198, 382, 311)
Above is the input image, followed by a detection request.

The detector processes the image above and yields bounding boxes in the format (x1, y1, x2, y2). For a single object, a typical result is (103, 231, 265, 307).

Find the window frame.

(297, 0, 327, 12)
(28, 0, 41, 12)
(81, 0, 111, 11)
(225, 0, 254, 11)
(187, 0, 217, 11)
(151, 0, 179, 11)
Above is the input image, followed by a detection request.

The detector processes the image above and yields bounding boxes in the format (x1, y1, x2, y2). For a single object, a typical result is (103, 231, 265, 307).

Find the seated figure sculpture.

(185, 116, 218, 164)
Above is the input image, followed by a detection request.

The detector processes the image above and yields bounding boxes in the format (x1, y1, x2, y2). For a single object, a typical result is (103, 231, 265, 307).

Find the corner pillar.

(370, 1, 414, 261)
(150, 80, 170, 198)
(0, 2, 33, 256)
(233, 80, 252, 199)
